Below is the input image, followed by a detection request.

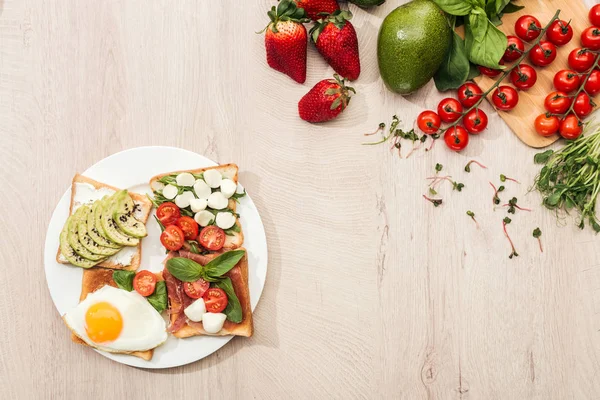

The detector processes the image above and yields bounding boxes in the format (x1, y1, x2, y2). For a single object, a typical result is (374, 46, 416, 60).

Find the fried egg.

(63, 285, 167, 353)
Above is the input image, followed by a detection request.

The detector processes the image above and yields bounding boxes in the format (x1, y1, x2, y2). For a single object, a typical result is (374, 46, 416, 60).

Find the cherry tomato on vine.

(546, 20, 573, 46)
(416, 110, 441, 135)
(581, 26, 600, 51)
(553, 69, 581, 93)
(443, 126, 469, 151)
(515, 15, 542, 42)
(503, 35, 525, 62)
(463, 109, 488, 134)
(437, 98, 463, 123)
(510, 64, 537, 90)
(568, 48, 596, 72)
(573, 92, 595, 118)
(559, 114, 583, 140)
(590, 4, 600, 27)
(584, 70, 600, 96)
(529, 41, 557, 67)
(457, 82, 483, 108)
(478, 60, 504, 77)
(492, 86, 519, 111)
(534, 114, 560, 137)
(544, 91, 571, 114)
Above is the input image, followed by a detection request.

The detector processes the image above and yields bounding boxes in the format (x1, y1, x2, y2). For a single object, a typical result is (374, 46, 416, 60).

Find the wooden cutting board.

(474, 0, 597, 148)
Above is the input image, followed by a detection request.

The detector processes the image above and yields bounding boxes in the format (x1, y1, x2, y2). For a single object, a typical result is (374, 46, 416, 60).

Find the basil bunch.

(113, 270, 168, 313)
(433, 0, 524, 91)
(166, 250, 246, 323)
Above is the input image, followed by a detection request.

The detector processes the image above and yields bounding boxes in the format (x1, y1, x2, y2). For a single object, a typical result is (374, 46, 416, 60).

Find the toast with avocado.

(56, 174, 152, 270)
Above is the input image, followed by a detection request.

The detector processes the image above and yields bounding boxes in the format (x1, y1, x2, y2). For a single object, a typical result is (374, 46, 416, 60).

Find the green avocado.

(100, 194, 140, 247)
(87, 200, 121, 249)
(67, 209, 106, 261)
(348, 0, 385, 7)
(377, 0, 451, 95)
(77, 205, 121, 256)
(113, 190, 147, 238)
(59, 218, 100, 268)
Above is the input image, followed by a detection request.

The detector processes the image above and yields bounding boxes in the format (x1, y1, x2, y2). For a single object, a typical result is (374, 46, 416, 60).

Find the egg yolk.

(85, 302, 123, 343)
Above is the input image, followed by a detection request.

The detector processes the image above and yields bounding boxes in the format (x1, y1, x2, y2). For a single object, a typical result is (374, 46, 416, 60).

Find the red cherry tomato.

(553, 69, 581, 93)
(478, 60, 504, 77)
(176, 216, 199, 240)
(529, 41, 557, 67)
(183, 279, 210, 299)
(546, 20, 573, 46)
(590, 4, 600, 27)
(133, 270, 157, 297)
(463, 109, 488, 134)
(416, 110, 441, 135)
(573, 92, 594, 118)
(581, 27, 600, 51)
(457, 82, 483, 108)
(559, 114, 583, 140)
(437, 98, 463, 123)
(156, 202, 181, 226)
(503, 35, 525, 62)
(203, 288, 229, 313)
(198, 226, 225, 251)
(584, 70, 600, 96)
(515, 15, 542, 42)
(160, 225, 185, 251)
(510, 64, 537, 90)
(443, 126, 469, 151)
(544, 91, 571, 114)
(568, 48, 597, 72)
(492, 86, 519, 111)
(534, 114, 560, 137)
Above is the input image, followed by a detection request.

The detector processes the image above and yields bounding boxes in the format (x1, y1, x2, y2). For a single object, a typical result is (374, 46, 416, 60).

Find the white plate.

(43, 146, 268, 368)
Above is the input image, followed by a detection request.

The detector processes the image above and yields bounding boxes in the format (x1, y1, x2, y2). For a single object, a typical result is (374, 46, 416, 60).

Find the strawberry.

(298, 74, 355, 123)
(310, 10, 360, 81)
(261, 0, 310, 84)
(295, 0, 339, 21)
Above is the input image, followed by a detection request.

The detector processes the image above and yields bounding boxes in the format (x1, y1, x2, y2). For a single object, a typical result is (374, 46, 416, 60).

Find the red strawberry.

(261, 0, 309, 84)
(295, 0, 339, 21)
(310, 10, 360, 81)
(298, 74, 355, 123)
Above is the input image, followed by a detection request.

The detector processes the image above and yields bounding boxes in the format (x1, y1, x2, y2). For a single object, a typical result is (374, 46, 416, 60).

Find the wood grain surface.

(1, 0, 600, 399)
(475, 0, 597, 148)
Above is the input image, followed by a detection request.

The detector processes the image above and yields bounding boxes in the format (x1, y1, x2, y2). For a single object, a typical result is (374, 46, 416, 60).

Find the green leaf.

(432, 0, 474, 16)
(501, 2, 524, 14)
(214, 277, 243, 323)
(147, 281, 167, 313)
(434, 31, 470, 91)
(166, 257, 204, 282)
(113, 270, 135, 291)
(465, 19, 507, 68)
(469, 7, 488, 42)
(188, 240, 200, 254)
(534, 150, 554, 164)
(153, 215, 165, 232)
(467, 62, 481, 79)
(204, 250, 246, 279)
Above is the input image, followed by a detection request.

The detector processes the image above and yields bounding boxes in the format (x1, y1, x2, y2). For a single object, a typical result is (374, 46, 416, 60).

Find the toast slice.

(56, 174, 152, 271)
(68, 268, 165, 361)
(149, 164, 244, 250)
(164, 250, 253, 338)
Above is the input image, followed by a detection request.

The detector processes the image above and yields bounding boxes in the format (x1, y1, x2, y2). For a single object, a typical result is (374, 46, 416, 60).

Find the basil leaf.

(214, 277, 243, 323)
(113, 270, 135, 291)
(500, 1, 523, 14)
(432, 0, 473, 16)
(467, 62, 481, 79)
(469, 7, 488, 42)
(187, 240, 200, 254)
(434, 31, 470, 91)
(204, 250, 246, 279)
(166, 257, 204, 282)
(147, 281, 167, 313)
(465, 19, 506, 68)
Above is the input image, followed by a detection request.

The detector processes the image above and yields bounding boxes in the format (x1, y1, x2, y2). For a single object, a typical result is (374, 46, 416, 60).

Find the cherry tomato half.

(546, 20, 573, 46)
(553, 69, 581, 93)
(203, 288, 229, 313)
(584, 70, 600, 96)
(503, 35, 525, 62)
(515, 15, 542, 42)
(156, 202, 181, 226)
(568, 48, 596, 72)
(176, 216, 199, 240)
(437, 98, 463, 123)
(183, 279, 210, 299)
(510, 64, 537, 90)
(133, 270, 157, 297)
(160, 225, 185, 251)
(534, 114, 560, 137)
(559, 114, 583, 140)
(463, 109, 488, 134)
(492, 86, 519, 111)
(198, 226, 225, 251)
(529, 41, 557, 67)
(581, 26, 600, 51)
(590, 4, 600, 27)
(457, 82, 483, 108)
(544, 91, 571, 114)
(443, 126, 469, 151)
(573, 92, 595, 118)
(416, 110, 441, 135)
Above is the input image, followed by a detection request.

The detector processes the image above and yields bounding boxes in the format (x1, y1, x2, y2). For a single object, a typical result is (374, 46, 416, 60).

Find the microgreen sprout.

(435, 163, 443, 173)
(503, 217, 519, 259)
(533, 228, 543, 253)
(465, 160, 488, 173)
(467, 210, 479, 229)
(364, 122, 385, 136)
(489, 182, 505, 205)
(427, 175, 463, 191)
(500, 174, 520, 184)
(423, 195, 442, 207)
(503, 197, 532, 214)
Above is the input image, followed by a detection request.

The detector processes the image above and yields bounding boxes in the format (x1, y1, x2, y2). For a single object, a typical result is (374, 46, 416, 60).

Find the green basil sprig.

(214, 277, 243, 323)
(146, 281, 167, 313)
(113, 270, 135, 292)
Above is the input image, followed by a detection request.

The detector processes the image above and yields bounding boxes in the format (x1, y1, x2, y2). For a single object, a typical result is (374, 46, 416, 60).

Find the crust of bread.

(56, 174, 152, 271)
(169, 251, 253, 338)
(68, 268, 165, 360)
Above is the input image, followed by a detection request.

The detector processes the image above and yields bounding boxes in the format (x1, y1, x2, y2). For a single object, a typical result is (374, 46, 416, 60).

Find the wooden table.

(2, 0, 600, 398)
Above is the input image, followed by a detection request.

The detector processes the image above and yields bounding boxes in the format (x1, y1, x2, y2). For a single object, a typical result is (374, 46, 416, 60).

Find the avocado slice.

(100, 194, 140, 247)
(67, 208, 106, 261)
(87, 200, 121, 249)
(59, 216, 102, 268)
(113, 190, 147, 238)
(77, 205, 122, 256)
